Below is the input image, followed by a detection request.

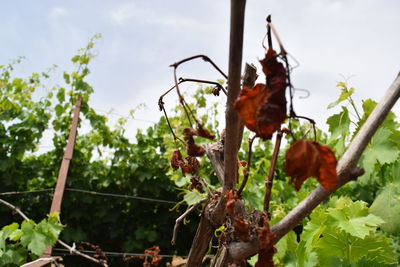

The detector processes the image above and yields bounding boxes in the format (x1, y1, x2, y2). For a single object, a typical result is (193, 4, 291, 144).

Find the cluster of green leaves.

(275, 197, 397, 266)
(0, 213, 63, 266)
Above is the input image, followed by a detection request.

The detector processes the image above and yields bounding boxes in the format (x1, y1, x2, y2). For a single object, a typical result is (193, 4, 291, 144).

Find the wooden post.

(42, 95, 82, 258)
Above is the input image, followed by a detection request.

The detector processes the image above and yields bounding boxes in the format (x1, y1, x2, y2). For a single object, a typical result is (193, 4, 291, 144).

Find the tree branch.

(171, 201, 203, 246)
(228, 72, 400, 260)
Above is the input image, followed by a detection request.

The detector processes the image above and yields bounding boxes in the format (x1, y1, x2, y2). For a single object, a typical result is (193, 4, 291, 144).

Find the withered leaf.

(234, 48, 287, 139)
(234, 84, 269, 133)
(188, 176, 204, 193)
(186, 142, 205, 157)
(171, 149, 184, 171)
(183, 127, 213, 157)
(224, 189, 239, 214)
(255, 248, 276, 267)
(257, 48, 287, 139)
(260, 48, 286, 92)
(233, 217, 250, 242)
(285, 139, 337, 190)
(196, 125, 216, 140)
(257, 215, 275, 249)
(255, 215, 276, 266)
(314, 143, 337, 190)
(170, 150, 200, 176)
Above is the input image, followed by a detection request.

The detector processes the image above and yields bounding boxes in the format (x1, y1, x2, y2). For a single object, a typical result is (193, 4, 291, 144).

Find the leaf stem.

(348, 95, 362, 121)
(237, 135, 257, 195)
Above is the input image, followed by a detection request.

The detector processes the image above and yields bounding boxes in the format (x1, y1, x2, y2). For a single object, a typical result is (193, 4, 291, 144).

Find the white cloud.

(108, 1, 197, 28)
(109, 2, 137, 25)
(48, 7, 67, 19)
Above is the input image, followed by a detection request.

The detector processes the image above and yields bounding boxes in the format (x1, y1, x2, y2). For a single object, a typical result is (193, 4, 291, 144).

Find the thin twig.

(57, 240, 108, 266)
(171, 201, 203, 246)
(169, 55, 227, 79)
(237, 135, 257, 195)
(268, 22, 285, 53)
(172, 67, 196, 127)
(179, 78, 227, 96)
(263, 130, 283, 213)
(0, 198, 29, 220)
(159, 100, 185, 144)
(0, 198, 107, 266)
(290, 115, 317, 141)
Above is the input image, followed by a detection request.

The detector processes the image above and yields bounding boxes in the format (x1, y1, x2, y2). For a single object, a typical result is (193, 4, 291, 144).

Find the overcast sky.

(1, 0, 399, 145)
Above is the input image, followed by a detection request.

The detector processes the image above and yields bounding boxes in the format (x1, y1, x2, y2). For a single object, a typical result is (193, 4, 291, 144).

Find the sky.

(1, 0, 399, 147)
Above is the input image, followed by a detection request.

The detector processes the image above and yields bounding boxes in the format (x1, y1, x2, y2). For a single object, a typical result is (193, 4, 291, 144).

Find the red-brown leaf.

(257, 215, 275, 249)
(234, 48, 287, 139)
(188, 176, 204, 193)
(285, 139, 337, 190)
(183, 128, 209, 157)
(186, 142, 205, 157)
(255, 248, 276, 267)
(314, 143, 337, 190)
(224, 189, 239, 214)
(259, 48, 287, 92)
(234, 217, 250, 242)
(196, 125, 216, 140)
(234, 84, 269, 133)
(257, 48, 287, 139)
(285, 139, 321, 190)
(171, 149, 184, 171)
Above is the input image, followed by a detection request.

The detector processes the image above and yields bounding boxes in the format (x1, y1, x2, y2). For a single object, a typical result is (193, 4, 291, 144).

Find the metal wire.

(0, 188, 178, 205)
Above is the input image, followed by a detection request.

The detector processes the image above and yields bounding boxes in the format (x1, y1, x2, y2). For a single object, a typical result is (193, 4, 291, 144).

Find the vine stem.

(171, 200, 205, 246)
(237, 135, 257, 195)
(263, 130, 283, 213)
(0, 198, 107, 266)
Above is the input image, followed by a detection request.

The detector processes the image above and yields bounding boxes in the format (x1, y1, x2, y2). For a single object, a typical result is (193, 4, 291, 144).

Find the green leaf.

(63, 72, 70, 84)
(335, 214, 383, 239)
(26, 231, 48, 256)
(183, 191, 205, 205)
(327, 198, 383, 238)
(315, 229, 349, 263)
(301, 207, 328, 252)
(327, 106, 350, 140)
(360, 128, 400, 181)
(327, 82, 354, 109)
(370, 182, 400, 235)
(56, 87, 65, 103)
(356, 99, 398, 135)
(55, 104, 63, 117)
(349, 233, 397, 264)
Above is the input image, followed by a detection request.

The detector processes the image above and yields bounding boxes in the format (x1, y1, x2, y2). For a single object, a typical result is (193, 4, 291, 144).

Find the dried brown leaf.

(233, 217, 250, 242)
(171, 149, 184, 171)
(285, 139, 337, 190)
(224, 189, 239, 214)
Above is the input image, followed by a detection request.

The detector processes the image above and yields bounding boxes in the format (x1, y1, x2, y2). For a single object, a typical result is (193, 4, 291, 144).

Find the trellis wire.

(0, 188, 177, 205)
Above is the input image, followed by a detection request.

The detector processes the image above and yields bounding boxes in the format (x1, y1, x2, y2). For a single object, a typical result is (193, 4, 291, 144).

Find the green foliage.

(270, 81, 400, 266)
(0, 213, 63, 266)
(275, 197, 397, 266)
(0, 36, 194, 266)
(370, 182, 400, 235)
(327, 82, 355, 109)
